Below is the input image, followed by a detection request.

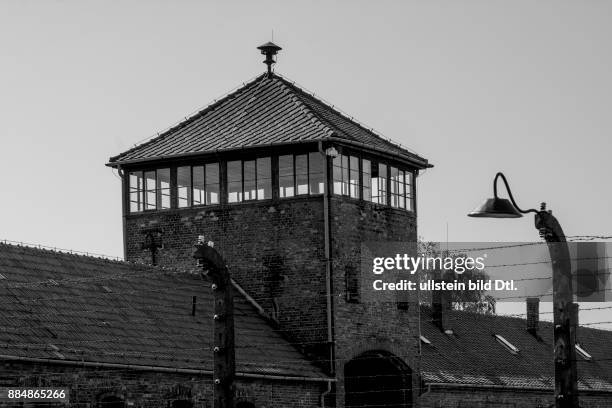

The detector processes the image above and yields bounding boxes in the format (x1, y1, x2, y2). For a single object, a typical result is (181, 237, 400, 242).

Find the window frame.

(227, 157, 272, 203)
(128, 168, 171, 213)
(278, 152, 325, 199)
(124, 149, 416, 213)
(176, 163, 221, 208)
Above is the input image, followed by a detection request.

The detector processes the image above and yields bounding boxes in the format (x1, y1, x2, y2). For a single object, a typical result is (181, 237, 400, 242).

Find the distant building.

(2, 43, 612, 408)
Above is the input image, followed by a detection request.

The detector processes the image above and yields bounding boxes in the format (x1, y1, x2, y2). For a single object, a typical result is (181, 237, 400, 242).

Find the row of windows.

(128, 153, 414, 213)
(333, 154, 414, 211)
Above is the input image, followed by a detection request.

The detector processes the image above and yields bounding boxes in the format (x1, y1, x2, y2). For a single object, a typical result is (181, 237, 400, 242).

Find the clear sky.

(1, 2, 611, 324)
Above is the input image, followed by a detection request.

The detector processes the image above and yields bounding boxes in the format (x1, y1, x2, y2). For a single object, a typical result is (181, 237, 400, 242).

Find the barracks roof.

(0, 242, 326, 380)
(420, 307, 612, 392)
(108, 73, 430, 168)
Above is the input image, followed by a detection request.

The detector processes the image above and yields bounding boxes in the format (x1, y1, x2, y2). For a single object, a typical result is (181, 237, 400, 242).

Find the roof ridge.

(421, 304, 612, 333)
(271, 75, 335, 138)
(274, 74, 356, 142)
(108, 73, 268, 164)
(0, 240, 197, 276)
(274, 73, 425, 159)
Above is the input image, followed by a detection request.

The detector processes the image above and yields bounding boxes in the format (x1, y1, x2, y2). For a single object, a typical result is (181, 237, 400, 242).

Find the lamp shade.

(467, 198, 523, 218)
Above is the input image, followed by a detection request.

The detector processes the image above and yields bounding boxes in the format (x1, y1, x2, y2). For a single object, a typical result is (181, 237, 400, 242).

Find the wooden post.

(193, 239, 235, 408)
(535, 209, 578, 408)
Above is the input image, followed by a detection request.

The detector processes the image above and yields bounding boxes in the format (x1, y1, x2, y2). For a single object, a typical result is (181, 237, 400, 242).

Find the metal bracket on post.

(535, 208, 578, 408)
(193, 237, 235, 408)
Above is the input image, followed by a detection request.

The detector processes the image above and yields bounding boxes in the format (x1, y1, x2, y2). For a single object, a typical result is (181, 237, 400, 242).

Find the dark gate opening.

(345, 350, 412, 408)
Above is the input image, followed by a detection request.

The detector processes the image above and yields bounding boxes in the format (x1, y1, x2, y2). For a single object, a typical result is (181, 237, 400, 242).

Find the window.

(333, 154, 359, 198)
(371, 163, 387, 205)
(129, 172, 144, 212)
(309, 152, 325, 194)
(128, 169, 170, 213)
(256, 157, 272, 199)
(279, 155, 294, 198)
(362, 159, 372, 201)
(176, 163, 220, 207)
(228, 158, 271, 203)
(177, 166, 191, 208)
(494, 334, 520, 355)
(279, 153, 325, 198)
(157, 168, 171, 209)
(390, 167, 414, 211)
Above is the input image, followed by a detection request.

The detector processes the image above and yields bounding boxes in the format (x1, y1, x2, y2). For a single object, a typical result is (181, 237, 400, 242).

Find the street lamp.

(468, 172, 578, 408)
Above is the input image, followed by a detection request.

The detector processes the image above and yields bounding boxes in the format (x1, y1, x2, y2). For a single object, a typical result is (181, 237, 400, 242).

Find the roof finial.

(257, 41, 282, 78)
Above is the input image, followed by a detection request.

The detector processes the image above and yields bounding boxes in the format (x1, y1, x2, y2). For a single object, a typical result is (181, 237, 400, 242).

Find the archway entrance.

(345, 350, 412, 408)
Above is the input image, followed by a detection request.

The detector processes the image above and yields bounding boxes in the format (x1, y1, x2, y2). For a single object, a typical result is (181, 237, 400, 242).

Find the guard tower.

(107, 42, 432, 408)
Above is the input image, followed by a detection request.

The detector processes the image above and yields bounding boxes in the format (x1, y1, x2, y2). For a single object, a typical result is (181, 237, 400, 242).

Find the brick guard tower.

(108, 43, 431, 408)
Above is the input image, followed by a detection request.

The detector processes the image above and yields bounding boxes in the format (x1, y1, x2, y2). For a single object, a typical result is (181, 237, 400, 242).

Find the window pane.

(279, 155, 294, 198)
(177, 166, 191, 208)
(193, 166, 205, 206)
(296, 154, 308, 195)
(362, 159, 371, 202)
(398, 170, 406, 209)
(341, 155, 349, 195)
(349, 156, 359, 198)
(332, 155, 343, 195)
(157, 168, 171, 209)
(373, 163, 387, 205)
(308, 152, 324, 194)
(405, 171, 413, 211)
(205, 163, 220, 204)
(129, 172, 144, 212)
(144, 171, 156, 210)
(379, 163, 387, 205)
(390, 166, 399, 208)
(256, 157, 271, 199)
(227, 161, 242, 203)
(243, 160, 256, 201)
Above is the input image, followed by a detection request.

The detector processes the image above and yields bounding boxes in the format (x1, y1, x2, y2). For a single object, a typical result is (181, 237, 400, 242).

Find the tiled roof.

(420, 307, 612, 392)
(108, 73, 430, 168)
(0, 243, 325, 379)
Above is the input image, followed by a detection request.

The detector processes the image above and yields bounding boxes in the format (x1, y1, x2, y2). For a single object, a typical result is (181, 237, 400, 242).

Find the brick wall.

(125, 195, 423, 407)
(329, 197, 420, 407)
(0, 361, 324, 408)
(125, 197, 329, 363)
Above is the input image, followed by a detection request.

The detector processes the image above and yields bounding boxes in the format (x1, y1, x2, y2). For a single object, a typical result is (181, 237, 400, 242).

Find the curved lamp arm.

(494, 172, 540, 215)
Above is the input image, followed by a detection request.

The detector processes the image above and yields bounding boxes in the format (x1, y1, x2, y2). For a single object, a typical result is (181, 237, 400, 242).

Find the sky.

(1, 2, 611, 324)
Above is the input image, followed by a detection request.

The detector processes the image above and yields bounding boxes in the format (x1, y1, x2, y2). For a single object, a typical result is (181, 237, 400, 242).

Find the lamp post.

(468, 172, 578, 408)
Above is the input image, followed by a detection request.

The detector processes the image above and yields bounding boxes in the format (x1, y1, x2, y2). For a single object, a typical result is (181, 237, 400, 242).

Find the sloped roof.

(0, 243, 326, 380)
(420, 307, 612, 392)
(108, 73, 430, 168)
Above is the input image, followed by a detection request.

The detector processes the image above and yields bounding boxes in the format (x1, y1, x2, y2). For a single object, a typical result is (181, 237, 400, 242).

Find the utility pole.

(535, 205, 578, 408)
(193, 237, 235, 408)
